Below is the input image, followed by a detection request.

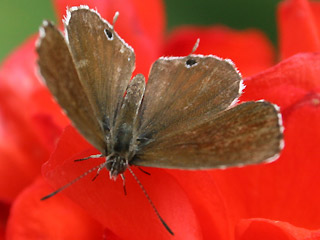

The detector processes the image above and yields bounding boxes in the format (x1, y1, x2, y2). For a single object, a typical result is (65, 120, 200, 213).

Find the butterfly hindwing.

(134, 101, 283, 169)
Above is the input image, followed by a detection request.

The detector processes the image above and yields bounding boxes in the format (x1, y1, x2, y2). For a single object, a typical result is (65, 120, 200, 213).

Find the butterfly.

(36, 5, 284, 235)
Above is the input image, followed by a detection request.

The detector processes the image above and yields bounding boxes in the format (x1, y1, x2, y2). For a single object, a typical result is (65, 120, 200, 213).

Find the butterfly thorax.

(106, 117, 138, 178)
(106, 153, 128, 178)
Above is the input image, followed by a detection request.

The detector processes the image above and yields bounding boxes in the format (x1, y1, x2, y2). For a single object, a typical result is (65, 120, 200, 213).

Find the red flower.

(1, 0, 320, 239)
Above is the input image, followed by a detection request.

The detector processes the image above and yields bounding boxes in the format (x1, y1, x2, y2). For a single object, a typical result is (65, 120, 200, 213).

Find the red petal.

(163, 26, 275, 77)
(0, 37, 67, 202)
(0, 36, 66, 127)
(0, 140, 42, 203)
(278, 0, 320, 59)
(236, 218, 320, 240)
(0, 86, 63, 202)
(310, 1, 320, 35)
(0, 36, 69, 142)
(54, 0, 165, 76)
(168, 51, 320, 237)
(6, 178, 104, 239)
(241, 52, 320, 108)
(167, 170, 236, 240)
(42, 126, 202, 239)
(170, 93, 320, 239)
(229, 96, 320, 228)
(0, 202, 9, 240)
(0, 36, 41, 97)
(103, 228, 123, 240)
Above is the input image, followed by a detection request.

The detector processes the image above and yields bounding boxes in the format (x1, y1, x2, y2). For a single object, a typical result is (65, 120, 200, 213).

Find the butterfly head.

(106, 154, 128, 179)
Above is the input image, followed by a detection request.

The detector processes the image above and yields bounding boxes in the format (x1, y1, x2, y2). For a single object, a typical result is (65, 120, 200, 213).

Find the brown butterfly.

(36, 6, 284, 235)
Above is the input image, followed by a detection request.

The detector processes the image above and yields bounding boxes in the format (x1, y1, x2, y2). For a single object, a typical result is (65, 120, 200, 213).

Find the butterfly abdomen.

(111, 74, 146, 159)
(113, 123, 133, 154)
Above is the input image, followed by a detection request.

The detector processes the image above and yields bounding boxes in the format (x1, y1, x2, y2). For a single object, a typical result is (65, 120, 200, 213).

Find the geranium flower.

(1, 0, 320, 239)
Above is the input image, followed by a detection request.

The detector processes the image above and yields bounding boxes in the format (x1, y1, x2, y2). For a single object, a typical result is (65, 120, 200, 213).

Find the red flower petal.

(241, 52, 320, 108)
(167, 170, 236, 240)
(226, 95, 320, 229)
(0, 36, 69, 143)
(169, 92, 320, 240)
(6, 178, 104, 239)
(0, 202, 9, 240)
(0, 36, 41, 98)
(169, 52, 320, 238)
(0, 139, 42, 203)
(42, 126, 202, 239)
(0, 37, 68, 202)
(103, 228, 123, 240)
(236, 218, 320, 240)
(54, 0, 165, 76)
(310, 1, 320, 34)
(163, 26, 275, 77)
(278, 0, 320, 59)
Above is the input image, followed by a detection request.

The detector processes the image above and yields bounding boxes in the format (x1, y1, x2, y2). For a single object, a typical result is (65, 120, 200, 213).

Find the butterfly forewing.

(137, 56, 242, 143)
(36, 21, 107, 154)
(66, 7, 135, 134)
(134, 101, 282, 169)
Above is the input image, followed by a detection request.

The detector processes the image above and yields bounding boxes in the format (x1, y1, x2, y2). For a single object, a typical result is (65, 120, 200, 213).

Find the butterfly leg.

(74, 154, 104, 162)
(91, 163, 106, 181)
(138, 167, 151, 175)
(120, 174, 127, 196)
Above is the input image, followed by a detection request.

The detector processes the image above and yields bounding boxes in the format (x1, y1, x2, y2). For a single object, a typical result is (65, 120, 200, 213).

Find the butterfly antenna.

(190, 38, 200, 55)
(41, 163, 105, 201)
(127, 166, 174, 235)
(112, 11, 120, 29)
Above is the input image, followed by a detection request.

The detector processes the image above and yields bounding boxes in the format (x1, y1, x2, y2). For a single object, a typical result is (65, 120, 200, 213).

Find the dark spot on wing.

(104, 29, 113, 40)
(185, 58, 197, 67)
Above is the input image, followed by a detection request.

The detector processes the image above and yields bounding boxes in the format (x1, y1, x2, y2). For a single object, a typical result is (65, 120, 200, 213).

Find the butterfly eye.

(185, 58, 198, 68)
(104, 29, 113, 40)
